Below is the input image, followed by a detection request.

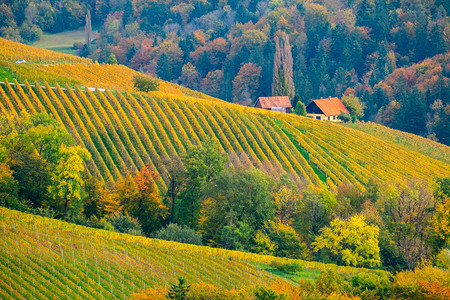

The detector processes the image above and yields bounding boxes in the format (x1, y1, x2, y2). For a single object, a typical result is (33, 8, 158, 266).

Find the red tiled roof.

(257, 96, 292, 109)
(311, 97, 349, 116)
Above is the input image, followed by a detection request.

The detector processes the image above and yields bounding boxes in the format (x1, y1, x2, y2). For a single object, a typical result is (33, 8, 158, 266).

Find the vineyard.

(0, 206, 373, 299)
(345, 121, 450, 165)
(0, 78, 449, 190)
(1, 37, 449, 190)
(0, 38, 216, 102)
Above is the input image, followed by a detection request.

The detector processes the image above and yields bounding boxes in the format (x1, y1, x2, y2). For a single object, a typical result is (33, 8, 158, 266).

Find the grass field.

(31, 28, 95, 55)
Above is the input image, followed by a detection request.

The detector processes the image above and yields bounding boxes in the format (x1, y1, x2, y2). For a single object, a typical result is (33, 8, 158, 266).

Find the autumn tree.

(272, 185, 302, 224)
(272, 31, 295, 99)
(47, 145, 91, 220)
(200, 70, 225, 99)
(116, 165, 167, 235)
(179, 62, 200, 90)
(313, 215, 381, 267)
(232, 62, 262, 104)
(378, 178, 437, 269)
(85, 10, 92, 52)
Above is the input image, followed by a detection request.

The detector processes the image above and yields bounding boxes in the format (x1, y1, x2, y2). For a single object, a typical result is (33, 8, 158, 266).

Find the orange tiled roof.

(311, 97, 349, 116)
(257, 96, 292, 109)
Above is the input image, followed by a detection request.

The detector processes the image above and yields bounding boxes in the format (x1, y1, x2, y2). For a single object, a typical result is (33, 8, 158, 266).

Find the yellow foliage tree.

(47, 145, 91, 220)
(313, 215, 381, 267)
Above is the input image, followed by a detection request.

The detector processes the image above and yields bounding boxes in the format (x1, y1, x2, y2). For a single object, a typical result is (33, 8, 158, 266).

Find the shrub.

(30, 206, 56, 218)
(351, 272, 392, 299)
(391, 266, 450, 299)
(254, 286, 286, 300)
(133, 75, 159, 92)
(153, 223, 203, 245)
(338, 113, 352, 123)
(270, 260, 303, 274)
(315, 270, 351, 296)
(105, 212, 144, 236)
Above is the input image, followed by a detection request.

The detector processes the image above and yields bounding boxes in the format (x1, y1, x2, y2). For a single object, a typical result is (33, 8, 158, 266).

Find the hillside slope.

(0, 207, 368, 299)
(346, 121, 450, 165)
(0, 38, 449, 191)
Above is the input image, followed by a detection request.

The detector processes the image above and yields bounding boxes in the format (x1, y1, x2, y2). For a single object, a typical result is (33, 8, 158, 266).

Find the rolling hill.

(0, 206, 372, 299)
(0, 38, 449, 192)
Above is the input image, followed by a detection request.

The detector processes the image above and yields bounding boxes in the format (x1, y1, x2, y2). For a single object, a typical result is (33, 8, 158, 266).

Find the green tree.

(0, 163, 23, 210)
(83, 177, 105, 219)
(272, 31, 295, 99)
(133, 74, 159, 92)
(157, 53, 172, 81)
(199, 167, 274, 250)
(180, 139, 228, 226)
(107, 53, 118, 64)
(313, 215, 381, 267)
(167, 277, 190, 300)
(293, 101, 307, 116)
(263, 221, 307, 259)
(341, 95, 364, 121)
(296, 184, 335, 243)
(1, 112, 74, 209)
(8, 149, 52, 208)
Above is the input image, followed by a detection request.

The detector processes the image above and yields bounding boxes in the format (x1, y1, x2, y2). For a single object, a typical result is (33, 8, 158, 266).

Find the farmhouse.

(306, 97, 349, 121)
(255, 96, 292, 113)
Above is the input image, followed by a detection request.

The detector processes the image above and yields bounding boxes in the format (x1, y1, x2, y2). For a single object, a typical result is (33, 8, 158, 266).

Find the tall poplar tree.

(84, 10, 92, 51)
(272, 31, 295, 99)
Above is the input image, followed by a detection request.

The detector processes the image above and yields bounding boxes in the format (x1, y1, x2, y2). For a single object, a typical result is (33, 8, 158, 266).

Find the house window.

(328, 116, 331, 120)
(333, 116, 336, 120)
(316, 116, 321, 120)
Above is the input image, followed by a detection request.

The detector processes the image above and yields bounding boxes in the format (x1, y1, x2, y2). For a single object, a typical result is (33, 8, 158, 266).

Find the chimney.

(329, 96, 332, 101)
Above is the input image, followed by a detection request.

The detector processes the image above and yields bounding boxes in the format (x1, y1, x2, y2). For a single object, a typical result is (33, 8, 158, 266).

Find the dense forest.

(1, 0, 449, 143)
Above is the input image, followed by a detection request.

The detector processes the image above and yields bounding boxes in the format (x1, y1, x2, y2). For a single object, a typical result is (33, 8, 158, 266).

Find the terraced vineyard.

(0, 207, 370, 299)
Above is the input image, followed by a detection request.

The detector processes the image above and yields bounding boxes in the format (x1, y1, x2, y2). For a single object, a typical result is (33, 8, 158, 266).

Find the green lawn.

(0, 66, 16, 81)
(255, 262, 322, 285)
(32, 28, 95, 55)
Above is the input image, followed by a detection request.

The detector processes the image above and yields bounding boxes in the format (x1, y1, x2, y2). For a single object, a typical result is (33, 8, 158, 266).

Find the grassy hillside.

(0, 38, 449, 191)
(0, 207, 371, 299)
(31, 28, 94, 55)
